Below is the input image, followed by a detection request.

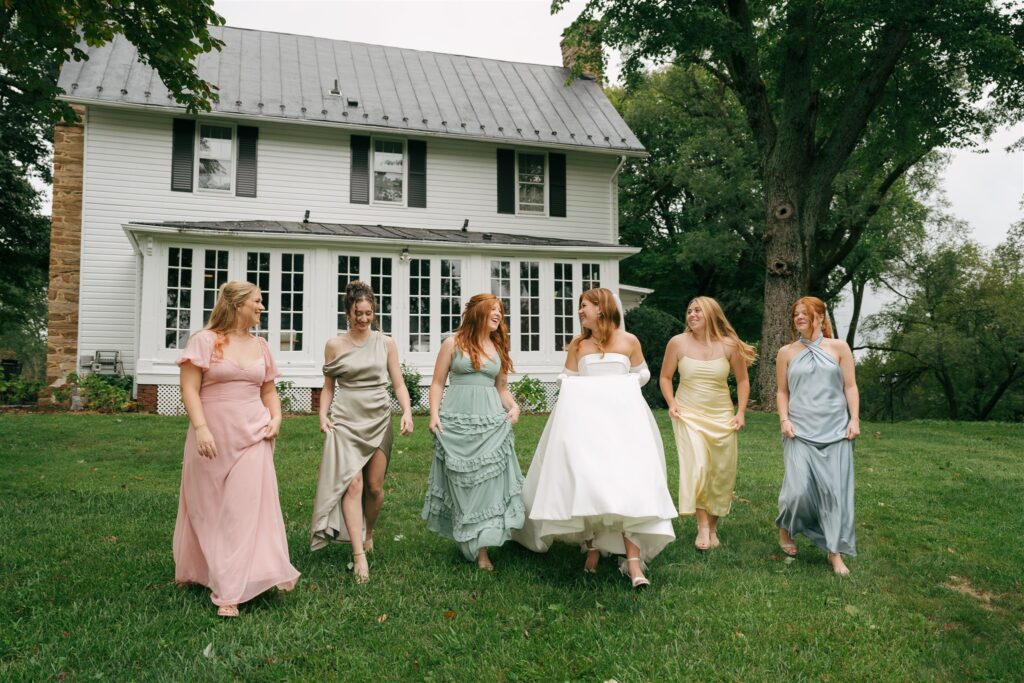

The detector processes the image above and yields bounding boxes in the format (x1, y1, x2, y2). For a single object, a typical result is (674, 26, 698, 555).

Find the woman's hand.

(730, 412, 746, 431)
(846, 418, 861, 440)
(668, 403, 683, 421)
(400, 411, 414, 435)
(264, 416, 282, 441)
(429, 414, 443, 435)
(506, 404, 521, 425)
(195, 425, 218, 459)
(780, 418, 796, 439)
(319, 415, 334, 433)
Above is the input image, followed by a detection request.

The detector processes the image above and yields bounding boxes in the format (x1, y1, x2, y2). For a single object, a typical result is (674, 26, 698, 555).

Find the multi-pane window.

(518, 152, 545, 214)
(371, 257, 393, 333)
(198, 124, 233, 191)
(519, 261, 540, 351)
(409, 258, 430, 352)
(165, 247, 193, 349)
(373, 139, 404, 203)
(245, 251, 271, 339)
(280, 253, 304, 351)
(440, 259, 462, 338)
(554, 262, 575, 351)
(582, 263, 601, 292)
(202, 249, 229, 323)
(336, 255, 361, 331)
(490, 260, 511, 328)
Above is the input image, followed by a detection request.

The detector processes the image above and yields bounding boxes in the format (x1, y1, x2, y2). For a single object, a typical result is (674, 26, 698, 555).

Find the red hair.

(790, 296, 833, 341)
(454, 293, 514, 375)
(570, 288, 621, 354)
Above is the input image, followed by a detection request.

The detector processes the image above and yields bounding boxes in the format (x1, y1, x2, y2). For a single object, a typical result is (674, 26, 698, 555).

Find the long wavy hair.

(203, 280, 260, 358)
(789, 296, 833, 341)
(454, 293, 514, 375)
(344, 280, 378, 329)
(570, 287, 621, 355)
(686, 296, 757, 364)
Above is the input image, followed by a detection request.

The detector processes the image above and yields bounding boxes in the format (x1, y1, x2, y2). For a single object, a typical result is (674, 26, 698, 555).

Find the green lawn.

(1, 412, 1021, 681)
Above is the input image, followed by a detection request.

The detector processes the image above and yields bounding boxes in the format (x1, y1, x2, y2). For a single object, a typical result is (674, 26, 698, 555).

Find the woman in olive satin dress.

(310, 281, 414, 584)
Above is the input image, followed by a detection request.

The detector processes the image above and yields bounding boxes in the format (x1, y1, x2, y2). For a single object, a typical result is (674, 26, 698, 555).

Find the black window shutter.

(497, 148, 515, 214)
(549, 152, 566, 217)
(171, 119, 195, 192)
(350, 135, 370, 204)
(236, 126, 258, 197)
(408, 140, 427, 208)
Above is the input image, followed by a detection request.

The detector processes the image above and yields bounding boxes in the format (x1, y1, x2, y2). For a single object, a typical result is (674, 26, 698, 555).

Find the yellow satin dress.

(671, 356, 738, 517)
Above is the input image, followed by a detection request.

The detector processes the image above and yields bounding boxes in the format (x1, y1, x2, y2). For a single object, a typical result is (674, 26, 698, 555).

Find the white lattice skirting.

(155, 384, 313, 416)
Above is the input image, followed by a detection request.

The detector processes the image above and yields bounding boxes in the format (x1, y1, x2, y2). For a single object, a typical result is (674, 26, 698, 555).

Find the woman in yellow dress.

(659, 297, 756, 550)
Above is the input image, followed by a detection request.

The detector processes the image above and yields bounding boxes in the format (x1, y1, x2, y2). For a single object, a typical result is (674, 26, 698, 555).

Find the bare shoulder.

(777, 341, 799, 361)
(382, 333, 396, 349)
(824, 337, 853, 357)
(439, 335, 457, 352)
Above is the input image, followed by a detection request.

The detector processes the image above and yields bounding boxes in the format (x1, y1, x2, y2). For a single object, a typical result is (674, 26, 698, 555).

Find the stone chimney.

(560, 22, 604, 86)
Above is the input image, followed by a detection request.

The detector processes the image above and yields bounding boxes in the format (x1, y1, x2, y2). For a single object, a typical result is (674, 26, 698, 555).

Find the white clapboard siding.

(77, 106, 621, 373)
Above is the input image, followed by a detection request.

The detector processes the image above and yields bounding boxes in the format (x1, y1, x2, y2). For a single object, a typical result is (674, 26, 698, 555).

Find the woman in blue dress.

(775, 296, 860, 575)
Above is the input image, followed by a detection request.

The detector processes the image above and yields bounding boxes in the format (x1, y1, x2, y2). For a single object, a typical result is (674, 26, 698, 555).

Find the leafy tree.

(0, 1, 224, 373)
(862, 225, 1024, 421)
(558, 0, 1024, 406)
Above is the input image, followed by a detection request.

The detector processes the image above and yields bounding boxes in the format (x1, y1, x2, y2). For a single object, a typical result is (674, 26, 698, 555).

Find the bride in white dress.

(513, 288, 676, 588)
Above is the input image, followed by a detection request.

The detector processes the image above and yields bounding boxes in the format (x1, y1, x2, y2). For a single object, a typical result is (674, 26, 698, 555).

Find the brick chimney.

(560, 22, 604, 87)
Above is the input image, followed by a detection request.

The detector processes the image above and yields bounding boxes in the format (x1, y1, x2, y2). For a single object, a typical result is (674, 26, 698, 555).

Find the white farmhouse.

(46, 26, 646, 413)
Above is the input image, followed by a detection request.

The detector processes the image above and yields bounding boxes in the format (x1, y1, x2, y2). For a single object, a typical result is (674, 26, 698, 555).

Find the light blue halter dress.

(775, 335, 856, 556)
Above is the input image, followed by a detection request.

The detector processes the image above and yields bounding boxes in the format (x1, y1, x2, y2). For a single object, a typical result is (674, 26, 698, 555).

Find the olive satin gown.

(310, 330, 395, 550)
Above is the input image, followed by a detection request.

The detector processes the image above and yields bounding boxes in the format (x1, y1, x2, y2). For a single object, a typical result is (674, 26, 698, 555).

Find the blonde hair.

(203, 280, 260, 357)
(686, 296, 757, 364)
(570, 288, 621, 355)
(790, 296, 833, 341)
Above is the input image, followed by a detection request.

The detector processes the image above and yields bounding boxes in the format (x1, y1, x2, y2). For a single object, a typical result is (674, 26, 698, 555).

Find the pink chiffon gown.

(173, 330, 300, 606)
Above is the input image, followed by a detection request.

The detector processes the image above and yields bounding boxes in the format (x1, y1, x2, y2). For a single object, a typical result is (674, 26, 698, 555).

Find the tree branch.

(721, 0, 777, 164)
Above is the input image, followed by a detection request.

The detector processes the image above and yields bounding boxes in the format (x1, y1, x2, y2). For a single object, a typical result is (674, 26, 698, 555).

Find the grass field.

(1, 412, 1022, 682)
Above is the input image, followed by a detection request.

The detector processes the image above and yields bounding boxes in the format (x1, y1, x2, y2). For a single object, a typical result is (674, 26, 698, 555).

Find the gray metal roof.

(59, 25, 644, 155)
(127, 220, 638, 252)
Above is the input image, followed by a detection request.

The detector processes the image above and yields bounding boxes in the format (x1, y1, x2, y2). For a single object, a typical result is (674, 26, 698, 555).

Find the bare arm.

(837, 340, 861, 439)
(495, 370, 520, 424)
(319, 338, 340, 433)
(660, 336, 682, 419)
(180, 361, 217, 458)
(260, 378, 283, 440)
(386, 336, 414, 435)
(776, 346, 795, 438)
(727, 340, 750, 430)
(428, 337, 455, 434)
(563, 340, 580, 373)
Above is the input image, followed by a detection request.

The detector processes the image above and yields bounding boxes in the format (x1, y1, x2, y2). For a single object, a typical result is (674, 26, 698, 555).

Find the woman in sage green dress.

(775, 296, 860, 576)
(311, 281, 414, 584)
(422, 293, 525, 570)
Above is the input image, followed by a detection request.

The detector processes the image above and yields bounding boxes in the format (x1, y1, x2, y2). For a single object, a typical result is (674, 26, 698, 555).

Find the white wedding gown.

(512, 353, 677, 562)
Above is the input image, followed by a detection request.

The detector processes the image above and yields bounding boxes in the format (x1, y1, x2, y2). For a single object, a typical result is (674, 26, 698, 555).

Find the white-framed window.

(165, 247, 193, 349)
(409, 258, 430, 352)
(202, 249, 229, 324)
(245, 251, 271, 340)
(279, 253, 305, 351)
(440, 259, 462, 338)
(336, 255, 361, 331)
(554, 262, 575, 351)
(490, 260, 511, 329)
(370, 256, 394, 333)
(373, 138, 405, 204)
(517, 152, 546, 214)
(197, 123, 235, 192)
(582, 263, 601, 292)
(519, 261, 541, 351)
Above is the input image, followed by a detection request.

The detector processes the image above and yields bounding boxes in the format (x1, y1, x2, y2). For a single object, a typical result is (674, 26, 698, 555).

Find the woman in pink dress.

(173, 281, 300, 617)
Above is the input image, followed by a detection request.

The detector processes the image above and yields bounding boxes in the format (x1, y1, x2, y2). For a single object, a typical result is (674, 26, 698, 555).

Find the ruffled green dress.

(422, 349, 525, 561)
